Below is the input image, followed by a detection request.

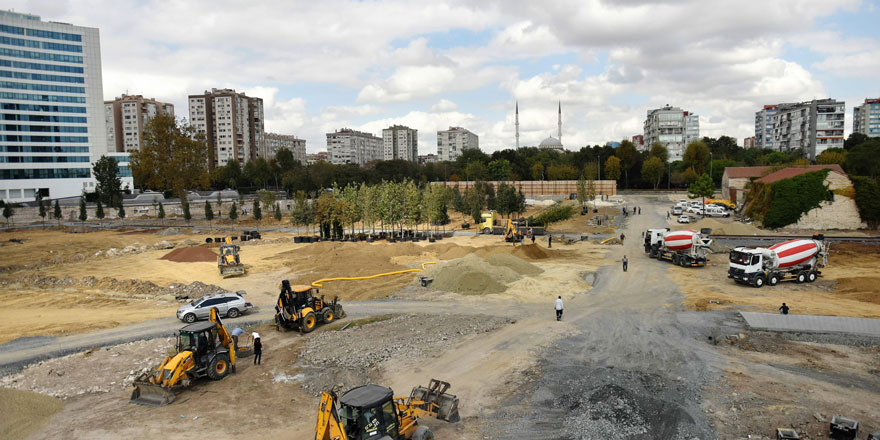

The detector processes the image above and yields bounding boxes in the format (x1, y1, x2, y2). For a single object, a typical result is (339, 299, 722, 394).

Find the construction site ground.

(1, 196, 878, 439)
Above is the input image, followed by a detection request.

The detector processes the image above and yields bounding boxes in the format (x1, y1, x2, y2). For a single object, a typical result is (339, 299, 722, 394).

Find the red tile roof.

(723, 166, 772, 179)
(756, 164, 846, 184)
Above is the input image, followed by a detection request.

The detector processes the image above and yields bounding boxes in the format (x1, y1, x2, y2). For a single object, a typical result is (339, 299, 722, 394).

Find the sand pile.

(160, 246, 217, 262)
(686, 218, 769, 235)
(427, 253, 540, 295)
(513, 244, 552, 260)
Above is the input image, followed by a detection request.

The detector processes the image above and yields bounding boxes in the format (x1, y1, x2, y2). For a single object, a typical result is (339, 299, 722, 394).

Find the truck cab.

(728, 248, 765, 285)
(643, 228, 668, 253)
(479, 211, 500, 234)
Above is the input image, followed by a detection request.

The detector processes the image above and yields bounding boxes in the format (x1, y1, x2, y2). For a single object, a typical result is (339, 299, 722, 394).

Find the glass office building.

(0, 10, 111, 202)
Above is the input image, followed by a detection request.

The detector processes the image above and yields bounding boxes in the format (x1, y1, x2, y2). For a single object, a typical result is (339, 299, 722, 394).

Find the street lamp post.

(709, 152, 714, 180)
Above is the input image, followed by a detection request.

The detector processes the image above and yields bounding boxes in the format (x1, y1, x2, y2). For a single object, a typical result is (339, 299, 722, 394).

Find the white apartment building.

(383, 125, 418, 162)
(326, 128, 382, 165)
(643, 105, 699, 161)
(754, 105, 778, 150)
(772, 99, 844, 160)
(188, 88, 264, 168)
(436, 126, 478, 162)
(264, 132, 306, 163)
(0, 10, 118, 202)
(104, 94, 173, 153)
(853, 98, 880, 138)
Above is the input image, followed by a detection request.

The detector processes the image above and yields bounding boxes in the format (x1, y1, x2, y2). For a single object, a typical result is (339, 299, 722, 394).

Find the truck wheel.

(207, 354, 230, 380)
(807, 271, 817, 282)
(482, 227, 490, 234)
(769, 274, 779, 286)
(754, 276, 765, 288)
(301, 312, 317, 333)
(321, 308, 335, 324)
(412, 426, 434, 440)
(796, 272, 806, 283)
(672, 255, 679, 266)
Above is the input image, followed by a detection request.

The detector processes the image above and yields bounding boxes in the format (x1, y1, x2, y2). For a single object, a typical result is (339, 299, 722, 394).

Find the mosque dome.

(539, 136, 563, 150)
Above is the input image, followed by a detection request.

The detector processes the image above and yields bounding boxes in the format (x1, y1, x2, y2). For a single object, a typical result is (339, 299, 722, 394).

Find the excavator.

(218, 237, 245, 277)
(315, 379, 460, 440)
(503, 218, 524, 243)
(130, 307, 237, 406)
(275, 280, 345, 333)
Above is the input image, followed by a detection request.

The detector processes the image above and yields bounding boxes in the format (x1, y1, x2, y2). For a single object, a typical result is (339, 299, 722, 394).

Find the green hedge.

(755, 170, 832, 229)
(533, 203, 575, 226)
(851, 176, 880, 230)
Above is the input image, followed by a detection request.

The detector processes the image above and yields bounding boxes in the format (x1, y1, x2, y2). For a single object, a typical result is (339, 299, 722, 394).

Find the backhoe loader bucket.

(130, 378, 176, 406)
(219, 264, 245, 277)
(409, 379, 460, 422)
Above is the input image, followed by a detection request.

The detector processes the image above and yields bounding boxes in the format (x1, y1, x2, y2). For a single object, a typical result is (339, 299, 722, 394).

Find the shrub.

(758, 170, 832, 229)
(851, 176, 880, 230)
(533, 203, 575, 226)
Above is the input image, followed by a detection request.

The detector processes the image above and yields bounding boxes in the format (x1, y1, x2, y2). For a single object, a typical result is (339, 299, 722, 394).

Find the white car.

(688, 201, 703, 209)
(678, 215, 691, 224)
(686, 206, 704, 215)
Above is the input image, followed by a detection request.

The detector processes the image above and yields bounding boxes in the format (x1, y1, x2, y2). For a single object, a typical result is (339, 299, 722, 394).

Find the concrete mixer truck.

(644, 228, 713, 267)
(728, 235, 828, 287)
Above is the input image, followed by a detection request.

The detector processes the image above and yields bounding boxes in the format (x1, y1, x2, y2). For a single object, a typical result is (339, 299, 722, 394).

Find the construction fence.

(434, 180, 617, 197)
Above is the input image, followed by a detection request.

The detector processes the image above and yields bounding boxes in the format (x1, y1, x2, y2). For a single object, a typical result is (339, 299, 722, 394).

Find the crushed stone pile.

(426, 253, 532, 295)
(0, 275, 224, 300)
(160, 246, 218, 263)
(0, 338, 174, 399)
(294, 314, 511, 395)
(487, 254, 544, 276)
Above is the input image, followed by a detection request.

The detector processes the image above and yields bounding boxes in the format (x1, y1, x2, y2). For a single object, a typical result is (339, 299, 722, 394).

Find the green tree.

(36, 193, 46, 225)
(291, 191, 313, 233)
(117, 203, 126, 220)
(648, 143, 669, 163)
(546, 164, 578, 180)
(253, 198, 262, 221)
(205, 200, 214, 222)
(688, 173, 715, 216)
(274, 203, 282, 223)
(256, 189, 277, 209)
(95, 199, 105, 219)
(844, 132, 869, 150)
(641, 157, 665, 190)
(682, 167, 699, 185)
(851, 176, 880, 230)
(530, 162, 544, 180)
(487, 159, 513, 181)
(684, 140, 711, 174)
(615, 140, 639, 188)
(93, 155, 122, 207)
(583, 162, 599, 181)
(604, 156, 622, 181)
(576, 176, 588, 207)
(816, 149, 847, 165)
(464, 161, 487, 181)
(78, 195, 87, 223)
(229, 201, 238, 222)
(845, 139, 880, 178)
(181, 196, 190, 222)
(131, 114, 210, 199)
(53, 199, 62, 225)
(157, 202, 165, 222)
(2, 203, 14, 226)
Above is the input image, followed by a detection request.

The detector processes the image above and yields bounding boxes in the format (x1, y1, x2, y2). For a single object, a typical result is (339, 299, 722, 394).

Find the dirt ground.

(666, 243, 880, 318)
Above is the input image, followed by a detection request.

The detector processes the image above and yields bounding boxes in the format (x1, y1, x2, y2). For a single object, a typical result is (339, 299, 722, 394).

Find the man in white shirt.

(555, 296, 564, 321)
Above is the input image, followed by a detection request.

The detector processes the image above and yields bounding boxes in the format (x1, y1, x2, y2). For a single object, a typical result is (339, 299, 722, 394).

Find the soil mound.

(427, 254, 521, 295)
(687, 218, 768, 235)
(512, 244, 551, 259)
(487, 254, 543, 276)
(160, 247, 217, 263)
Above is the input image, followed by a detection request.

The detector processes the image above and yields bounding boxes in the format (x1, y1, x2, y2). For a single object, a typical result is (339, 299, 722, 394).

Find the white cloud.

(430, 99, 459, 112)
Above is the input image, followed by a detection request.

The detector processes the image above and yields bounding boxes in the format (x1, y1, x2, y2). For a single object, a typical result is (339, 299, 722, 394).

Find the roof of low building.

(722, 166, 772, 179)
(756, 164, 846, 184)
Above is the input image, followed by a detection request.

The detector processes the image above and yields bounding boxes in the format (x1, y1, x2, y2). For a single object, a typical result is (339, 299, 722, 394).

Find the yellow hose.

(601, 237, 615, 244)
(311, 261, 437, 288)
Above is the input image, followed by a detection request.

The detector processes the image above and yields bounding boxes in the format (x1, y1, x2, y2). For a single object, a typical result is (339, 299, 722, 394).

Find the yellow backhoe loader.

(218, 237, 245, 277)
(275, 280, 345, 333)
(130, 307, 237, 406)
(315, 379, 460, 440)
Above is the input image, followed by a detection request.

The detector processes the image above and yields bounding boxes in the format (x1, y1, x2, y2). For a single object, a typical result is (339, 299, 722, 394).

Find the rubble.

(0, 275, 225, 300)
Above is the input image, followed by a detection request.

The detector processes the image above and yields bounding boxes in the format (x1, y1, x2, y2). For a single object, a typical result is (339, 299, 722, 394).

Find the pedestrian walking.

(253, 332, 262, 365)
(622, 255, 628, 272)
(638, 207, 641, 215)
(779, 303, 789, 315)
(620, 233, 625, 243)
(667, 211, 670, 220)
(231, 327, 246, 351)
(548, 235, 552, 248)
(555, 296, 564, 321)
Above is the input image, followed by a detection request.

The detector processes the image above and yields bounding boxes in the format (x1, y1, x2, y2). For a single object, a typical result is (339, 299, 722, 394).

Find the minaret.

(515, 100, 520, 149)
(557, 100, 562, 144)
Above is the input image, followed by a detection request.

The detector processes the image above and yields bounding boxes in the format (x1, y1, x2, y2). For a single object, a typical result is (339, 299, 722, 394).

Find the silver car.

(176, 291, 252, 323)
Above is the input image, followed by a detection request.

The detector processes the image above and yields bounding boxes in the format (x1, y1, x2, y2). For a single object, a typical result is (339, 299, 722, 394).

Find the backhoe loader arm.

(208, 307, 236, 365)
(315, 391, 348, 440)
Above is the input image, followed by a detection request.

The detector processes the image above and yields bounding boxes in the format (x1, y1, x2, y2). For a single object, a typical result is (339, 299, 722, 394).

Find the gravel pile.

(293, 314, 511, 395)
(0, 275, 225, 300)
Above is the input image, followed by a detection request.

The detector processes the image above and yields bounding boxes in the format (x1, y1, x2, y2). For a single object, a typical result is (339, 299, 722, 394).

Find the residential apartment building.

(643, 105, 699, 161)
(436, 126, 478, 162)
(772, 99, 844, 160)
(383, 125, 418, 162)
(326, 128, 382, 165)
(853, 98, 880, 138)
(418, 153, 438, 164)
(188, 88, 264, 168)
(743, 136, 756, 149)
(306, 151, 328, 165)
(104, 94, 173, 153)
(0, 10, 115, 202)
(631, 134, 645, 151)
(264, 132, 306, 163)
(754, 105, 778, 150)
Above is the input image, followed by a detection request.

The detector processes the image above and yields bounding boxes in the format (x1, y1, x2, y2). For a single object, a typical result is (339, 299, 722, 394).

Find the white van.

(672, 206, 684, 215)
(704, 206, 729, 217)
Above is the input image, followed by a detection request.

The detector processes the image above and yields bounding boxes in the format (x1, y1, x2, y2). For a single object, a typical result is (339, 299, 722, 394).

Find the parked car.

(177, 291, 252, 323)
(686, 206, 704, 215)
(688, 201, 703, 209)
(678, 215, 691, 224)
(672, 206, 684, 216)
(704, 206, 730, 217)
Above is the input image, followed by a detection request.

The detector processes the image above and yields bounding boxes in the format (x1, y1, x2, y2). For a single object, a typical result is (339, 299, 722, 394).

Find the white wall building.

(853, 98, 880, 138)
(188, 88, 264, 168)
(327, 128, 382, 165)
(643, 105, 698, 161)
(436, 126, 478, 162)
(772, 98, 844, 160)
(754, 105, 777, 150)
(264, 132, 306, 163)
(383, 125, 418, 162)
(104, 94, 173, 153)
(0, 10, 117, 202)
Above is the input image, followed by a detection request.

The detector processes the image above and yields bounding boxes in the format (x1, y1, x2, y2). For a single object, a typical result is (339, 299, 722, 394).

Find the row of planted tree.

(289, 180, 527, 239)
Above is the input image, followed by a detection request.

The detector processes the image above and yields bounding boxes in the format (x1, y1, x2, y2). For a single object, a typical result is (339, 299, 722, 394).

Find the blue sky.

(12, 0, 880, 153)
